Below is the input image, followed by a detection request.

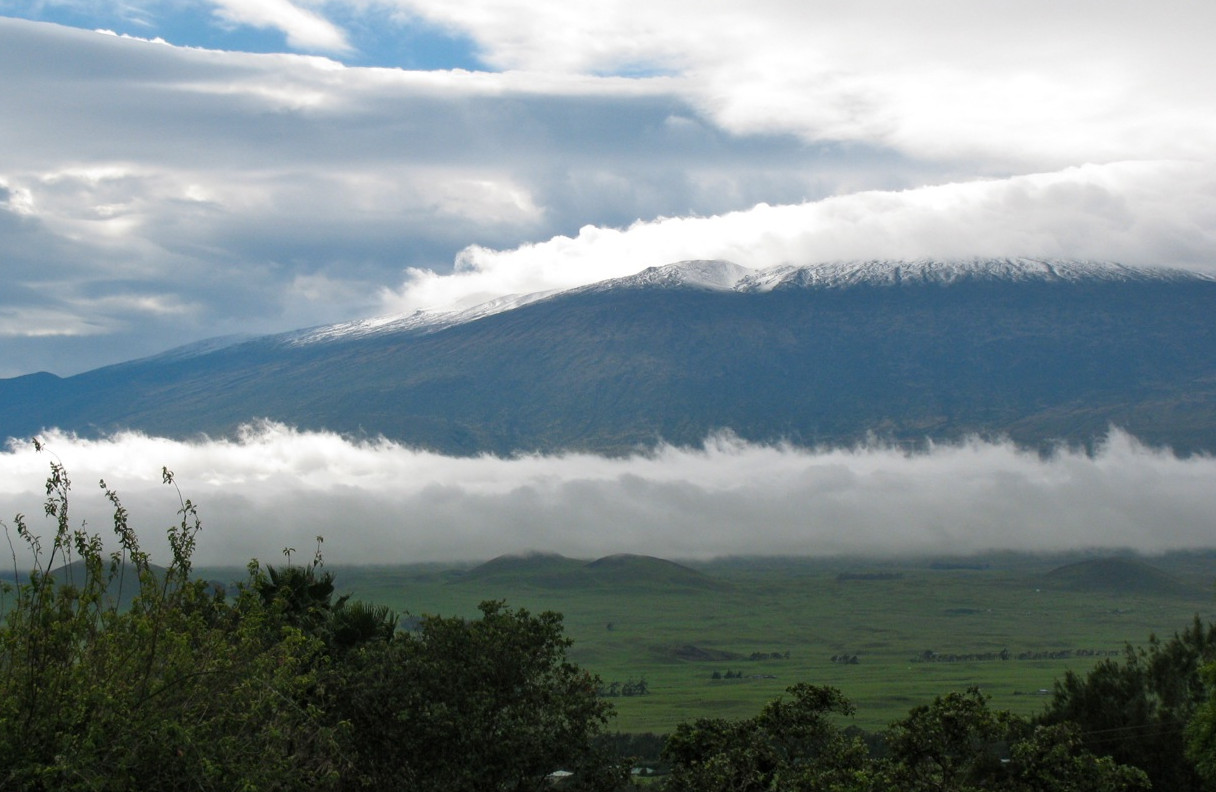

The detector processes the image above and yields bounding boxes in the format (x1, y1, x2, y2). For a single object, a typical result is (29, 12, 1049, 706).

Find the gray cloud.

(1, 425, 1212, 567)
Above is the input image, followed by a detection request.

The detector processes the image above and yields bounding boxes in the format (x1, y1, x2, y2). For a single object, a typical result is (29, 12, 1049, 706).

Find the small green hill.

(582, 554, 727, 590)
(458, 552, 587, 587)
(454, 552, 728, 591)
(1042, 557, 1197, 597)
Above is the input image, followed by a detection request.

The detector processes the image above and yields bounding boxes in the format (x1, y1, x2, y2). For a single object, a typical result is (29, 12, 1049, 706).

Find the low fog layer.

(0, 424, 1212, 566)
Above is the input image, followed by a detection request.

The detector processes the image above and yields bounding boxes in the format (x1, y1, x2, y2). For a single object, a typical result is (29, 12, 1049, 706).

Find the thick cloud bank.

(384, 161, 1216, 312)
(1, 425, 1212, 567)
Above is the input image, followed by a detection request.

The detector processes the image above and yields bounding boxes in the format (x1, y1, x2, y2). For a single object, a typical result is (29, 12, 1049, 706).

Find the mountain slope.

(4, 258, 1216, 454)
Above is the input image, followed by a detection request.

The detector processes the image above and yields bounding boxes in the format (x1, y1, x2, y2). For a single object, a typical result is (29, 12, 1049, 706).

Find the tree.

(256, 555, 344, 632)
(662, 683, 871, 792)
(1041, 616, 1216, 791)
(879, 687, 1014, 791)
(250, 547, 397, 653)
(881, 687, 1149, 792)
(1005, 723, 1149, 792)
(1186, 660, 1216, 785)
(325, 600, 625, 792)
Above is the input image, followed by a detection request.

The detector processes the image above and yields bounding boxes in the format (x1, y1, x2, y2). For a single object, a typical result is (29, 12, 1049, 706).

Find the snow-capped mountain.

(4, 258, 1216, 455)
(195, 257, 1213, 355)
(280, 260, 754, 349)
(583, 259, 755, 292)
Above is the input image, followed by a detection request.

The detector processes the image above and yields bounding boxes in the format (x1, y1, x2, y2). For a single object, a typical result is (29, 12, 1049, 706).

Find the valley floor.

(200, 549, 1216, 733)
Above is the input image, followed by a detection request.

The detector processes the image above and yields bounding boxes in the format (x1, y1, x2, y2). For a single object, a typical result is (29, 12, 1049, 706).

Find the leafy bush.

(0, 454, 343, 791)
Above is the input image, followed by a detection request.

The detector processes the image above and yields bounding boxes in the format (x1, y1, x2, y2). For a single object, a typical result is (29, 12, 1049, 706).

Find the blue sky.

(1, 0, 1214, 379)
(3, 0, 487, 69)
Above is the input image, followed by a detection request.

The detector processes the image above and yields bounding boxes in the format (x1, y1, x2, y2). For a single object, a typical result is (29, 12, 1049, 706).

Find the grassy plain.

(208, 551, 1216, 735)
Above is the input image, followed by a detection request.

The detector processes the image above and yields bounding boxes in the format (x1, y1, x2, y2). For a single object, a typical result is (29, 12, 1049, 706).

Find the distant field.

(202, 550, 1216, 734)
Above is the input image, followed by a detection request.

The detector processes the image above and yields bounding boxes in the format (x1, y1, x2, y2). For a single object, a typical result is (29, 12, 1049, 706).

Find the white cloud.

(381, 160, 1216, 313)
(1, 425, 1212, 566)
(381, 0, 1216, 166)
(209, 0, 352, 53)
(94, 28, 169, 45)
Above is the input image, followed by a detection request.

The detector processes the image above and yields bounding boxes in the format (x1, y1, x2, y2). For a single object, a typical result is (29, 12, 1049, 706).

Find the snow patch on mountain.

(284, 289, 561, 346)
(278, 258, 1212, 348)
(285, 260, 753, 347)
(131, 334, 257, 364)
(583, 259, 756, 292)
(736, 258, 1212, 292)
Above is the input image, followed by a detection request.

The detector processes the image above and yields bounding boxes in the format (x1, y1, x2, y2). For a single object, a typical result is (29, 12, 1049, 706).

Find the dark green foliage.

(880, 687, 1014, 790)
(328, 598, 398, 651)
(596, 731, 667, 766)
(600, 678, 649, 697)
(251, 553, 398, 652)
(1185, 661, 1216, 784)
(257, 557, 343, 630)
(876, 688, 1147, 791)
(1041, 614, 1216, 790)
(0, 459, 344, 791)
(661, 685, 1151, 792)
(662, 683, 871, 791)
(326, 600, 625, 792)
(1004, 723, 1149, 792)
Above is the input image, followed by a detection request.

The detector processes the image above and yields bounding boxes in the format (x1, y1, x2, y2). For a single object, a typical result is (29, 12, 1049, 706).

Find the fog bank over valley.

(1, 424, 1211, 566)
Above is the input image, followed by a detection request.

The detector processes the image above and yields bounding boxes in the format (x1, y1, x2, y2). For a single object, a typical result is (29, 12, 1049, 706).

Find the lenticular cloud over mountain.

(1, 425, 1212, 566)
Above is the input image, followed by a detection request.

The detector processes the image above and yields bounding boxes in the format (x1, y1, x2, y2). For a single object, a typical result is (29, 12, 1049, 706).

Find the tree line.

(598, 679, 650, 697)
(913, 647, 1124, 663)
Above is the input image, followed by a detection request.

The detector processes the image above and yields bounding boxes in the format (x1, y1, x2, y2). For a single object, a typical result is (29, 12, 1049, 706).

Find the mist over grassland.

(2, 423, 1212, 567)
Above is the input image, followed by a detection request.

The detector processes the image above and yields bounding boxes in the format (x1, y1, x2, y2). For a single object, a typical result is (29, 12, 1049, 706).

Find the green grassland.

(204, 550, 1216, 734)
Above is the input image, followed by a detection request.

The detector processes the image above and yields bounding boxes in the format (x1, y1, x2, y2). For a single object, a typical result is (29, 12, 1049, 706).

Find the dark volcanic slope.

(4, 260, 1216, 454)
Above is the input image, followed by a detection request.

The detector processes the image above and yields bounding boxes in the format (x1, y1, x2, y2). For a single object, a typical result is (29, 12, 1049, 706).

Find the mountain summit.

(4, 258, 1216, 454)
